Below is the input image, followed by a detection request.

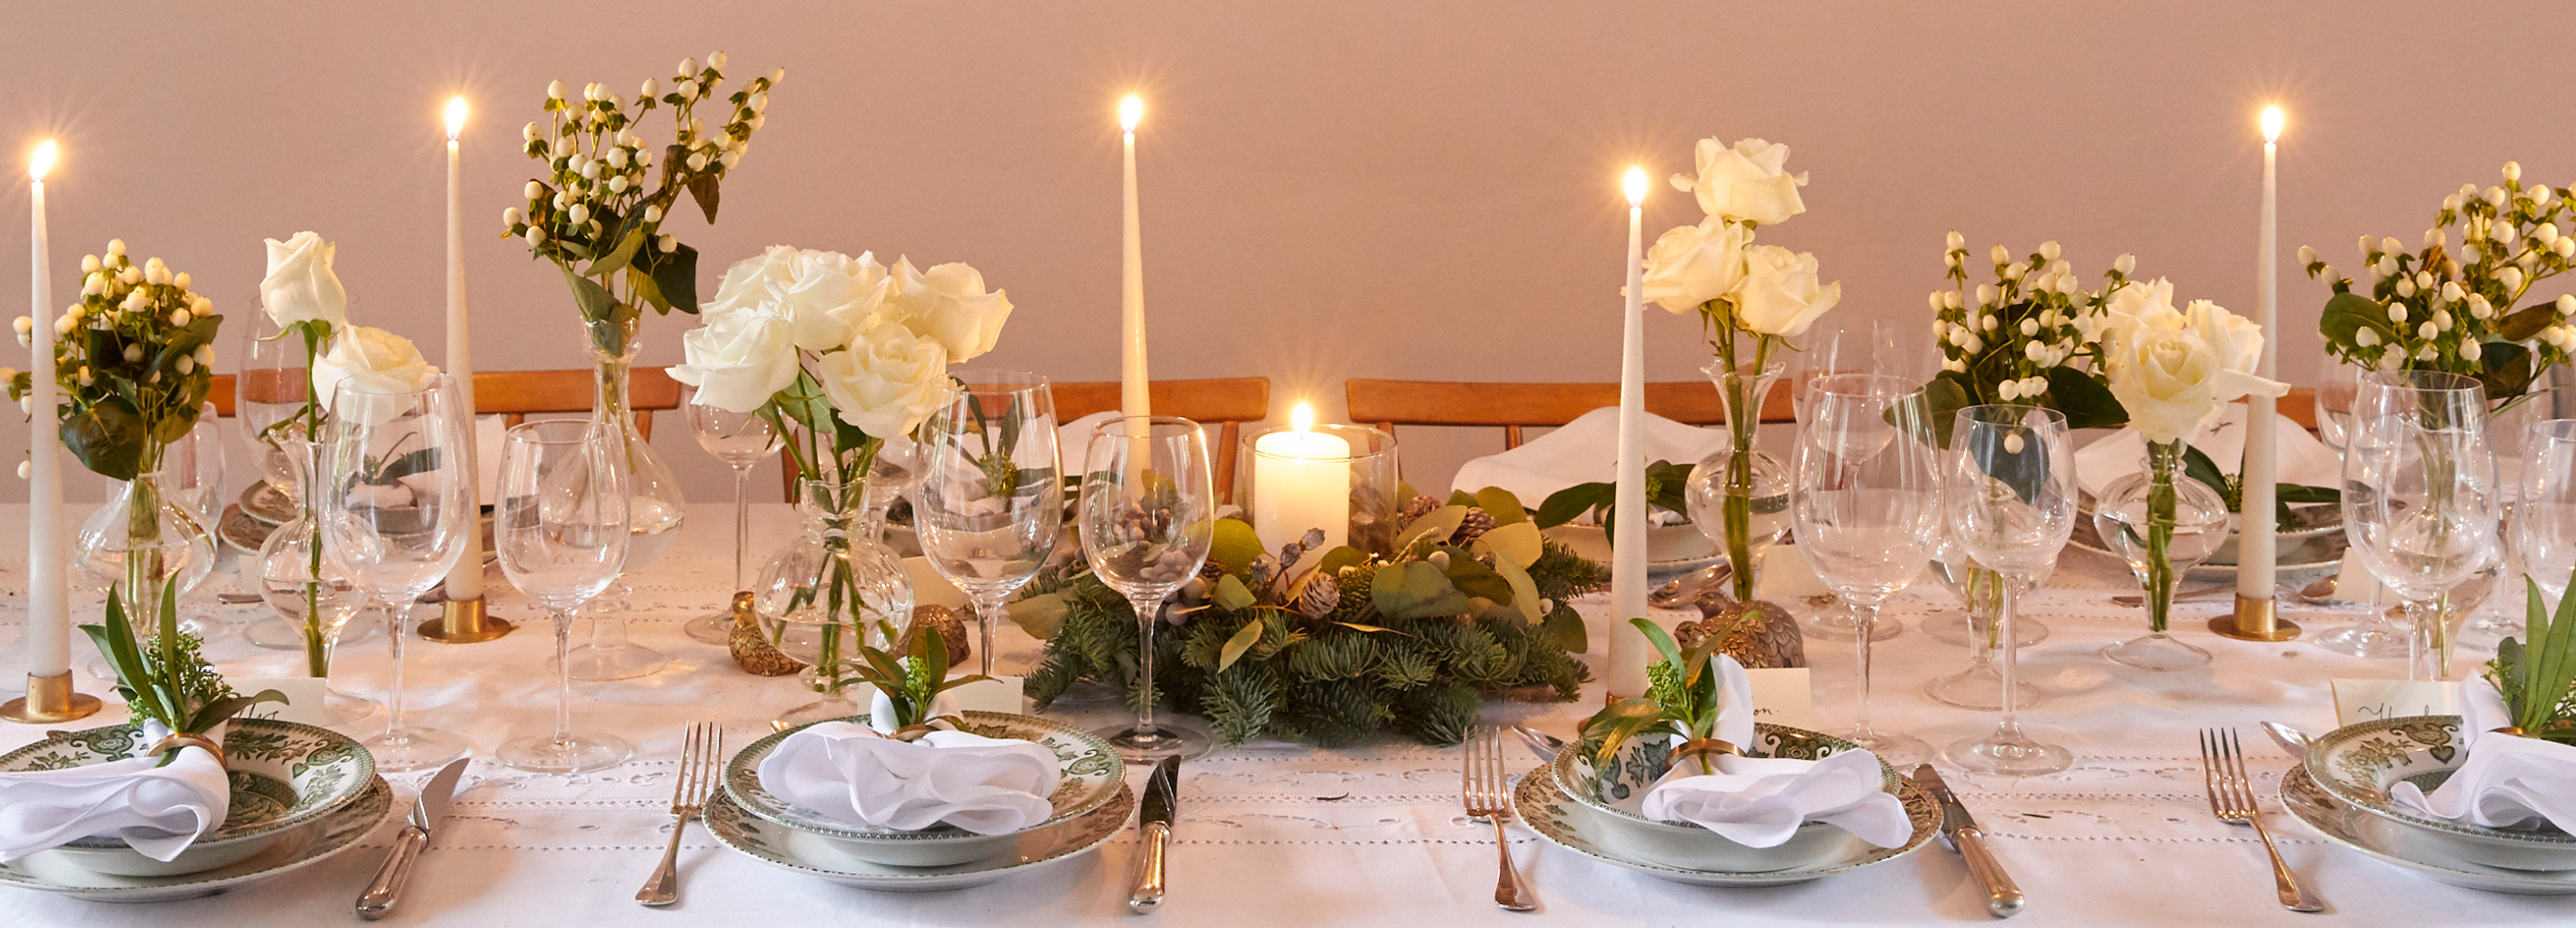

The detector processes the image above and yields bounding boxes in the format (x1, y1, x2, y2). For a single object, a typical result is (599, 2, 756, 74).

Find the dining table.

(0, 502, 2563, 926)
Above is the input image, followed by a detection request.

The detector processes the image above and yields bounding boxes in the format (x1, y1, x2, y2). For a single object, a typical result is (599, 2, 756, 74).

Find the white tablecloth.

(0, 503, 2560, 926)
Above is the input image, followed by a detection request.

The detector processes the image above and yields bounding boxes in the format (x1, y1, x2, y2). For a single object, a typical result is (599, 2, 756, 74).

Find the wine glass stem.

(552, 609, 576, 747)
(2408, 596, 2452, 681)
(1131, 594, 1160, 734)
(973, 592, 1004, 678)
(732, 464, 754, 592)
(1996, 581, 2022, 735)
(1852, 601, 1878, 742)
(383, 598, 407, 739)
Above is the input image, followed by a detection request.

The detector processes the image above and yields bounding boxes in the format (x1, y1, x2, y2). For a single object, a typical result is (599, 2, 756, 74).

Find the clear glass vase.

(1682, 361, 1794, 612)
(2096, 441, 2229, 671)
(254, 438, 377, 725)
(563, 316, 682, 679)
(755, 476, 916, 729)
(76, 464, 216, 635)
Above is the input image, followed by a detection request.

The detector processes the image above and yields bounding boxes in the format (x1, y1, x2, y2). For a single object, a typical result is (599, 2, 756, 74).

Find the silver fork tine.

(2199, 730, 2224, 819)
(668, 722, 699, 814)
(638, 722, 719, 907)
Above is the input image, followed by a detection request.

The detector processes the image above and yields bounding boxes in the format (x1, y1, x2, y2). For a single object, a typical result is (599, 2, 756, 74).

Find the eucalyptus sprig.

(851, 619, 995, 735)
(2485, 569, 2576, 744)
(1580, 618, 1738, 774)
(81, 581, 285, 755)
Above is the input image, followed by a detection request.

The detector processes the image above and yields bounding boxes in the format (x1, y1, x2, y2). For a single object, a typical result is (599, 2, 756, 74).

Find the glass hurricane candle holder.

(1234, 420, 1400, 556)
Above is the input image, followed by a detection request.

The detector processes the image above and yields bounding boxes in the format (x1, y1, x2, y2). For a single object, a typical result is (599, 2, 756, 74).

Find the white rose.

(1669, 137, 1808, 226)
(259, 231, 349, 330)
(885, 257, 1013, 362)
(1729, 245, 1840, 337)
(2101, 300, 2287, 444)
(669, 307, 799, 413)
(1640, 216, 1749, 314)
(815, 320, 950, 438)
(310, 326, 440, 424)
(704, 246, 894, 351)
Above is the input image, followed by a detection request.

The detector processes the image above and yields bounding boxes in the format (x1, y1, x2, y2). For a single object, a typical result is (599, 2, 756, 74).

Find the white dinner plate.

(0, 775, 394, 902)
(703, 781, 1133, 891)
(1513, 759, 1936, 886)
(2280, 763, 2576, 895)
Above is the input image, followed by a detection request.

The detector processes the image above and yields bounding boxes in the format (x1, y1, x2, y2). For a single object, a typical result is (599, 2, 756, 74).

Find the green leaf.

(1394, 505, 1469, 553)
(648, 242, 700, 315)
(1535, 483, 1609, 529)
(1216, 619, 1267, 672)
(1447, 490, 1478, 507)
(688, 174, 722, 224)
(2476, 341, 2535, 401)
(1331, 621, 1403, 635)
(188, 689, 287, 734)
(2180, 444, 2234, 504)
(1317, 545, 1369, 576)
(1630, 617, 1685, 672)
(2319, 291, 2397, 350)
(1962, 417, 2051, 506)
(1921, 372, 1975, 448)
(61, 398, 148, 481)
(2043, 367, 2128, 431)
(1578, 696, 1669, 764)
(1472, 521, 1542, 569)
(1208, 519, 1265, 576)
(373, 448, 442, 485)
(1006, 591, 1070, 640)
(1441, 553, 1514, 603)
(563, 266, 622, 324)
(1211, 573, 1258, 612)
(1472, 487, 1528, 525)
(1370, 561, 1472, 620)
(2275, 484, 2341, 504)
(1494, 556, 1544, 622)
(2498, 305, 2558, 342)
(584, 223, 647, 278)
(1542, 606, 1588, 653)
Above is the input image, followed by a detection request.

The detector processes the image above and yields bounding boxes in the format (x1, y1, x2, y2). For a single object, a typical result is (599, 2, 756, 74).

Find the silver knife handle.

(357, 824, 429, 920)
(1127, 821, 1169, 913)
(1953, 826, 2025, 918)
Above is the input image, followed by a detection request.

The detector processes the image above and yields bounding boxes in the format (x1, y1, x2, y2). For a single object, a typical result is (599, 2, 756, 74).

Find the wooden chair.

(1344, 379, 1794, 451)
(780, 376, 1272, 502)
(208, 367, 683, 440)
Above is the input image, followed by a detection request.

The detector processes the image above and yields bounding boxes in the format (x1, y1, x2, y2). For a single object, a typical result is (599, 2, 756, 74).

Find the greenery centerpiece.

(1023, 489, 1606, 747)
(83, 581, 285, 759)
(2486, 570, 2576, 744)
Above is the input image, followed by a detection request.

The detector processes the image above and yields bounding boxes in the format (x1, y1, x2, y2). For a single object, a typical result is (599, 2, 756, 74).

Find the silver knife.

(357, 758, 470, 920)
(1128, 755, 1180, 913)
(1911, 764, 2025, 918)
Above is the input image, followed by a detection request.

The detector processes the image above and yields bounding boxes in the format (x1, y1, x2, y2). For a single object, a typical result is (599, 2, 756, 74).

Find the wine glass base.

(556, 643, 672, 680)
(244, 615, 378, 652)
(1944, 730, 2072, 777)
(1849, 730, 1931, 769)
(1921, 665, 2042, 712)
(2101, 633, 2213, 671)
(1097, 722, 1211, 763)
(363, 726, 470, 773)
(2311, 617, 2411, 658)
(682, 612, 733, 645)
(318, 687, 381, 728)
(1918, 612, 2049, 647)
(498, 731, 631, 773)
(775, 696, 861, 730)
(1800, 605, 1901, 644)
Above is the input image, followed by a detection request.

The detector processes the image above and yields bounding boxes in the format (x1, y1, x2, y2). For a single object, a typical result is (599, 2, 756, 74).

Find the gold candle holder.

(0, 671, 104, 723)
(2210, 594, 2301, 642)
(420, 595, 514, 644)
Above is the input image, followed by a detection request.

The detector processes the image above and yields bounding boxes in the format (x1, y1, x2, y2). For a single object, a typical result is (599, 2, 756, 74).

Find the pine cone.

(1398, 494, 1443, 528)
(1199, 560, 1228, 581)
(1453, 507, 1497, 546)
(1300, 577, 1341, 619)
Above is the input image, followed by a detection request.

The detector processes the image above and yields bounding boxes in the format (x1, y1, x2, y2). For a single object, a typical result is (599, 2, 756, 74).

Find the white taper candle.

(26, 141, 66, 679)
(442, 98, 485, 603)
(2239, 106, 2283, 605)
(1609, 167, 1651, 699)
(1119, 96, 1148, 421)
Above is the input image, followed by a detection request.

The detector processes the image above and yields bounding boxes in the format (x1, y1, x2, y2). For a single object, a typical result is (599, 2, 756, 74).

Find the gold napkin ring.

(146, 732, 225, 766)
(2490, 726, 2531, 738)
(1669, 738, 1741, 767)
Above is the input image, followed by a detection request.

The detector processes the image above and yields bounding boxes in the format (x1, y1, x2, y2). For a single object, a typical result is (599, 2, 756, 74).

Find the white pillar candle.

(1250, 403, 1351, 553)
(25, 141, 66, 679)
(442, 98, 485, 603)
(2239, 106, 2283, 604)
(1118, 96, 1149, 420)
(1609, 167, 1650, 699)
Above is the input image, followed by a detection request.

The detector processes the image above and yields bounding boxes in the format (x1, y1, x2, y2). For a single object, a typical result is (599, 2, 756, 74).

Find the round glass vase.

(755, 477, 916, 729)
(252, 438, 377, 726)
(74, 460, 216, 635)
(564, 316, 682, 679)
(2094, 441, 2229, 671)
(1233, 423, 1400, 555)
(1682, 361, 1796, 615)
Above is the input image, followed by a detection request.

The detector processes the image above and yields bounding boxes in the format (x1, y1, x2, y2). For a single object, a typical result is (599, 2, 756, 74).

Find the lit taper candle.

(1119, 95, 1149, 420)
(4, 139, 101, 721)
(429, 97, 511, 643)
(2224, 104, 2294, 642)
(1609, 166, 1652, 699)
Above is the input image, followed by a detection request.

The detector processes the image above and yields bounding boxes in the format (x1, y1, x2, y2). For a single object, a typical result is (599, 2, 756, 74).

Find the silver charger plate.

(1514, 758, 1937, 886)
(702, 781, 1133, 891)
(0, 775, 394, 902)
(2281, 763, 2576, 895)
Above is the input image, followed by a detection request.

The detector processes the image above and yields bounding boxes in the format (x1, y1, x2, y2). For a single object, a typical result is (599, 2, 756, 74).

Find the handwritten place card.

(230, 677, 331, 727)
(2332, 678, 2460, 728)
(1746, 667, 1820, 731)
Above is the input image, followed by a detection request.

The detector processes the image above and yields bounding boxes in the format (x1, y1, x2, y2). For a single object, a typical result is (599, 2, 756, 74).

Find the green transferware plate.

(1516, 760, 1937, 885)
(724, 711, 1123, 840)
(0, 719, 376, 851)
(2303, 716, 2576, 848)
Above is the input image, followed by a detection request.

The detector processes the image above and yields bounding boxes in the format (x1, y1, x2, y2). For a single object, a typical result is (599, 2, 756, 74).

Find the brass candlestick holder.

(2210, 594, 2302, 641)
(421, 595, 513, 644)
(0, 671, 104, 723)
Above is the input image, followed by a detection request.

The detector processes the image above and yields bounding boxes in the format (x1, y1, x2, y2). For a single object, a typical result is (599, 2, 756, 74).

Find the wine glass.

(2521, 418, 2576, 600)
(322, 375, 473, 772)
(1790, 375, 1938, 766)
(494, 420, 633, 773)
(238, 312, 379, 652)
(2342, 369, 2501, 681)
(682, 394, 784, 645)
(1080, 416, 1216, 763)
(2310, 367, 2407, 658)
(916, 371, 1063, 677)
(1783, 325, 1907, 645)
(1940, 404, 2077, 776)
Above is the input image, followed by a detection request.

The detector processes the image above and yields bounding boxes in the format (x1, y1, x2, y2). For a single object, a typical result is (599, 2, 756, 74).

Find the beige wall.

(3, 1, 2571, 509)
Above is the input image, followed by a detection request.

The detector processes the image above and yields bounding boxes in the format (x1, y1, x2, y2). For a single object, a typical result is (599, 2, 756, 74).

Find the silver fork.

(1463, 725, 1536, 913)
(636, 722, 724, 907)
(2199, 728, 2324, 914)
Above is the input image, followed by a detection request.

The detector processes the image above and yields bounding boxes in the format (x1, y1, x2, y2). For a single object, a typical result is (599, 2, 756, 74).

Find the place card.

(2331, 557, 2387, 607)
(946, 676, 1027, 714)
(2332, 678, 2459, 728)
(1746, 667, 1820, 730)
(229, 677, 331, 727)
(1755, 548, 1831, 600)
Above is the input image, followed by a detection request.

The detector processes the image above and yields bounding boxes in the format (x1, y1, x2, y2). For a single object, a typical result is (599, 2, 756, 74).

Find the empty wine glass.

(2310, 367, 2406, 659)
(1080, 416, 1216, 763)
(682, 395, 784, 645)
(1783, 325, 1907, 645)
(916, 371, 1063, 677)
(1940, 404, 2077, 776)
(1791, 375, 1939, 766)
(495, 420, 633, 773)
(2342, 370, 2501, 681)
(323, 376, 473, 772)
(2521, 419, 2576, 602)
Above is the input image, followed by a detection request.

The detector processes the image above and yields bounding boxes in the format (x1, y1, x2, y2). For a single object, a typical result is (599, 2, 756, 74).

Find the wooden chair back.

(207, 367, 682, 440)
(1343, 379, 1794, 451)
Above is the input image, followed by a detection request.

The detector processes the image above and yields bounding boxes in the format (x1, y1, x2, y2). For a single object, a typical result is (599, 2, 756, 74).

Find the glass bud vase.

(254, 439, 376, 724)
(1682, 361, 1793, 612)
(564, 316, 682, 679)
(755, 477, 915, 729)
(76, 464, 217, 635)
(2096, 441, 2229, 671)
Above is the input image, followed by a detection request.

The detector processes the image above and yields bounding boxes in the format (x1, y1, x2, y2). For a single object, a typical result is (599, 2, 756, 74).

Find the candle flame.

(445, 97, 470, 139)
(1292, 402, 1315, 435)
(2259, 105, 2284, 144)
(1623, 166, 1648, 207)
(29, 140, 55, 182)
(1119, 95, 1143, 133)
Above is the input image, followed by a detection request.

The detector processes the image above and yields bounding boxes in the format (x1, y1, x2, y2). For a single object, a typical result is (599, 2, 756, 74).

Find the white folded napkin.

(1450, 407, 1729, 511)
(758, 700, 1061, 835)
(1631, 654, 1911, 849)
(2072, 404, 2340, 499)
(2393, 682, 2576, 832)
(0, 721, 231, 863)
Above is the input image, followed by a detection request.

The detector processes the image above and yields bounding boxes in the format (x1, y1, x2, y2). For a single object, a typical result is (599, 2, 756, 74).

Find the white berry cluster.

(7, 239, 223, 477)
(1929, 232, 2131, 404)
(2303, 161, 2576, 384)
